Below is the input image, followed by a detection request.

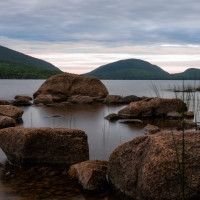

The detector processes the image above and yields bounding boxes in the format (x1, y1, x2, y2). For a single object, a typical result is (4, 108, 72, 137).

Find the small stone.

(143, 124, 160, 134)
(105, 113, 121, 120)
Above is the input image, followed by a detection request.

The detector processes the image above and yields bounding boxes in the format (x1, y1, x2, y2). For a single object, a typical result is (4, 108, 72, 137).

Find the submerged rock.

(118, 98, 186, 117)
(67, 95, 93, 104)
(177, 119, 197, 130)
(0, 105, 23, 120)
(0, 127, 89, 167)
(68, 160, 108, 191)
(33, 74, 108, 101)
(108, 131, 200, 200)
(104, 113, 121, 120)
(118, 119, 143, 124)
(0, 116, 16, 129)
(167, 111, 182, 119)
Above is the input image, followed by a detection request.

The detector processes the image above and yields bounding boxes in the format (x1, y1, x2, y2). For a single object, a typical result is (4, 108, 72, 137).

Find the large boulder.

(0, 105, 23, 120)
(108, 131, 200, 200)
(68, 160, 108, 191)
(118, 98, 187, 117)
(67, 95, 93, 104)
(0, 127, 89, 167)
(33, 74, 108, 101)
(0, 116, 16, 129)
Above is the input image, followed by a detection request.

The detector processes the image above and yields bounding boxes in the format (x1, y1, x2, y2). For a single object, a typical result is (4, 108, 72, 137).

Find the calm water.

(0, 79, 199, 199)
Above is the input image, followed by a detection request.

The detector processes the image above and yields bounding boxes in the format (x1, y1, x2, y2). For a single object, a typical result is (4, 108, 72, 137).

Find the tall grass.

(150, 79, 199, 200)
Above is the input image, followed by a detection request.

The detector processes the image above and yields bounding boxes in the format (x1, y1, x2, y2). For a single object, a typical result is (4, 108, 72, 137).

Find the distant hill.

(83, 59, 170, 80)
(83, 59, 200, 80)
(0, 45, 63, 79)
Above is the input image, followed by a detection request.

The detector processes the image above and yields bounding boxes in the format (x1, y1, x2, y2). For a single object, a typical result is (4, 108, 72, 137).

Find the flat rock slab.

(118, 119, 143, 124)
(0, 116, 16, 129)
(68, 160, 108, 191)
(108, 131, 200, 200)
(0, 105, 23, 120)
(34, 94, 53, 105)
(15, 95, 33, 100)
(0, 127, 89, 167)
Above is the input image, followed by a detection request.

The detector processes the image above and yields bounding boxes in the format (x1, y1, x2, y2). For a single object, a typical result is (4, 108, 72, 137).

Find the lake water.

(0, 79, 200, 200)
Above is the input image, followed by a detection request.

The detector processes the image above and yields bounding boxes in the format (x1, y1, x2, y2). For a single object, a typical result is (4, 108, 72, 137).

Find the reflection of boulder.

(0, 116, 16, 129)
(33, 74, 108, 101)
(0, 127, 89, 167)
(0, 105, 23, 120)
(34, 94, 53, 105)
(118, 98, 186, 117)
(108, 131, 200, 200)
(67, 95, 93, 104)
(68, 160, 108, 191)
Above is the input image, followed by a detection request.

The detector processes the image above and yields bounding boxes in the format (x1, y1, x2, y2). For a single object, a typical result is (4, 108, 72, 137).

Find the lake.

(0, 79, 199, 199)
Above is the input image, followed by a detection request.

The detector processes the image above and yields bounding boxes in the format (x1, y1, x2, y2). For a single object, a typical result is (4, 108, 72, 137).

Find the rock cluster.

(118, 98, 187, 117)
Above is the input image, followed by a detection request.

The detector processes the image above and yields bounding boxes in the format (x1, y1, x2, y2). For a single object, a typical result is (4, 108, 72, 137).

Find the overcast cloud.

(0, 0, 200, 74)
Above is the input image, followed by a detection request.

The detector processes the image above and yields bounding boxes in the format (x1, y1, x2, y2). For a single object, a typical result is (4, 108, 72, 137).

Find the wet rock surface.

(0, 127, 89, 167)
(0, 116, 16, 129)
(68, 160, 108, 191)
(33, 74, 109, 101)
(108, 131, 200, 200)
(104, 113, 121, 120)
(0, 105, 23, 120)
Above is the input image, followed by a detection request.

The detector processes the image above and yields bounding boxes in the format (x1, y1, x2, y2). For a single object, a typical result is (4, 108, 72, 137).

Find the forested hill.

(83, 59, 171, 80)
(83, 59, 200, 80)
(0, 45, 63, 79)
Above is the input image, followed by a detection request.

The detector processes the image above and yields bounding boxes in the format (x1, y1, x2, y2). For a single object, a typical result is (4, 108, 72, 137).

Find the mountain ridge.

(0, 45, 63, 79)
(83, 59, 200, 80)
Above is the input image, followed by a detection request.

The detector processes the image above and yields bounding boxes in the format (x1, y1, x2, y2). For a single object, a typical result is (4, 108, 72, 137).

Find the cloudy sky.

(0, 0, 200, 74)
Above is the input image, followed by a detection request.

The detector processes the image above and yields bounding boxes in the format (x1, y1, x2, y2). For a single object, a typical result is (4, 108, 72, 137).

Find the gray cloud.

(0, 0, 200, 44)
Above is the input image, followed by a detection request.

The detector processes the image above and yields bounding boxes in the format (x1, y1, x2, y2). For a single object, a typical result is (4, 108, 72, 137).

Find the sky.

(0, 0, 200, 74)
